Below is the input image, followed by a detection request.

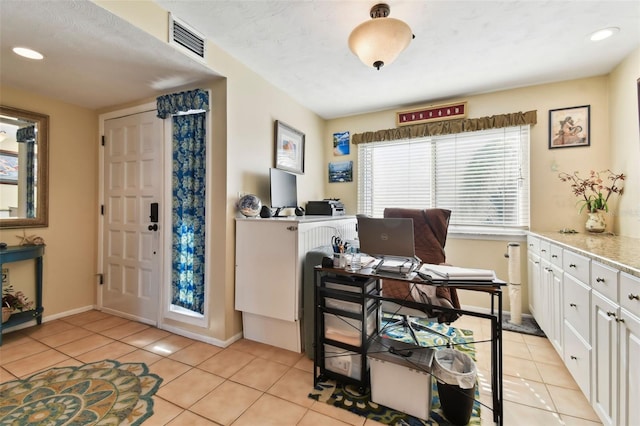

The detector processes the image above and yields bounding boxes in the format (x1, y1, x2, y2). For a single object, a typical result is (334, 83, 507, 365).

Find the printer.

(306, 199, 345, 216)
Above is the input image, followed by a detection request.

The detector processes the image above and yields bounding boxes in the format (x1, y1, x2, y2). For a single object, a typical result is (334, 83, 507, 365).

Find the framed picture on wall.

(328, 161, 353, 183)
(549, 105, 590, 149)
(274, 120, 305, 174)
(0, 150, 18, 185)
(333, 131, 350, 156)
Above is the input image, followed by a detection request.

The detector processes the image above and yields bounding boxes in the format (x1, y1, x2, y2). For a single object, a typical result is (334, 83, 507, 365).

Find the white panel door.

(103, 110, 163, 323)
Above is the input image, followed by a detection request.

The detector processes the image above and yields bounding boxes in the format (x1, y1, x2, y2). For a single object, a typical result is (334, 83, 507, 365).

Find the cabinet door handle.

(629, 294, 639, 300)
(541, 249, 546, 253)
(534, 261, 539, 265)
(569, 303, 577, 307)
(596, 277, 605, 283)
(529, 243, 534, 247)
(551, 254, 558, 258)
(569, 264, 577, 268)
(616, 318, 626, 324)
(607, 311, 617, 318)
(287, 226, 298, 231)
(570, 355, 577, 360)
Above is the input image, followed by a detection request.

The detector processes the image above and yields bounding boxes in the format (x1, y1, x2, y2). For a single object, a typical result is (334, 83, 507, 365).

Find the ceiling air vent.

(169, 14, 206, 60)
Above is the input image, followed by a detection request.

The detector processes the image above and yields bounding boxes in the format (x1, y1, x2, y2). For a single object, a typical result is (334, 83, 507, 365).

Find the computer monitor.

(270, 168, 298, 217)
(357, 216, 416, 259)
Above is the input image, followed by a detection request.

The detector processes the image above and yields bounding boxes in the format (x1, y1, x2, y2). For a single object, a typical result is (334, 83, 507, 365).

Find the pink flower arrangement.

(558, 169, 625, 213)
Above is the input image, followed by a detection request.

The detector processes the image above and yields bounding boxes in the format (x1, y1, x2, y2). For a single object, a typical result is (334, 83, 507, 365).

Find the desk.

(314, 265, 505, 425)
(0, 245, 45, 345)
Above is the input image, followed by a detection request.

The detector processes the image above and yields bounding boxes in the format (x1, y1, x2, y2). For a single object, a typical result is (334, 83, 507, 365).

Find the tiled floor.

(0, 310, 602, 425)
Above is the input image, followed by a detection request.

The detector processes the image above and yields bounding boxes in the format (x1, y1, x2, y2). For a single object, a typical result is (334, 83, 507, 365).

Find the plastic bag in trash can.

(432, 348, 477, 389)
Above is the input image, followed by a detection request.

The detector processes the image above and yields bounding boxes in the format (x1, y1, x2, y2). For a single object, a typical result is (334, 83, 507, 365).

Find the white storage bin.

(324, 311, 377, 347)
(368, 336, 435, 421)
(324, 344, 365, 380)
(325, 279, 376, 295)
(325, 297, 375, 314)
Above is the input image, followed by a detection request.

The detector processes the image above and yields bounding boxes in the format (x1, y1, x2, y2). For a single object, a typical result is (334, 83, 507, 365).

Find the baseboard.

(459, 304, 533, 320)
(1, 305, 96, 333)
(159, 322, 242, 348)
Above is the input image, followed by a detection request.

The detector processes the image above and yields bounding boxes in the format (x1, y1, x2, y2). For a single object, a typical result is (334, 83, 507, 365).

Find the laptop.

(357, 216, 417, 260)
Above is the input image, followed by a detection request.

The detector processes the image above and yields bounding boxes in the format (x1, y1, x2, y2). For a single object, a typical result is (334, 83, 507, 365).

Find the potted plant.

(558, 169, 625, 232)
(2, 285, 34, 323)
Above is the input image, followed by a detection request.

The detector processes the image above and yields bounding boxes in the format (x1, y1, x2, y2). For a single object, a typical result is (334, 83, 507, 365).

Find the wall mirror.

(0, 106, 49, 228)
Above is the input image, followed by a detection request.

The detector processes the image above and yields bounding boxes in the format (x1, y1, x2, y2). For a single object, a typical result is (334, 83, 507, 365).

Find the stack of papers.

(419, 264, 496, 281)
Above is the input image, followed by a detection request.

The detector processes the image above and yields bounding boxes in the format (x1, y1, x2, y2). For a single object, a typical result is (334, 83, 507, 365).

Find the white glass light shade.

(348, 17, 413, 69)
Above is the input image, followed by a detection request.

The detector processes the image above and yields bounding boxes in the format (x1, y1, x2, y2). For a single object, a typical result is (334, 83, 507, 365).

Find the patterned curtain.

(17, 126, 36, 218)
(157, 89, 209, 314)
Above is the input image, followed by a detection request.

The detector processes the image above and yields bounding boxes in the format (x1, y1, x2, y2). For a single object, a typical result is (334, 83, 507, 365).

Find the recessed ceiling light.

(12, 47, 44, 60)
(590, 27, 620, 42)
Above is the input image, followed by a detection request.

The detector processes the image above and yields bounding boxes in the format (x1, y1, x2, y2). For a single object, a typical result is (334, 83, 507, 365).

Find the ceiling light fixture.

(348, 3, 414, 70)
(589, 27, 620, 42)
(12, 47, 44, 60)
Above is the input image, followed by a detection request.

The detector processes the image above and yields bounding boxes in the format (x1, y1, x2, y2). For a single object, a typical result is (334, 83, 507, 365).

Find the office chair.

(380, 208, 461, 347)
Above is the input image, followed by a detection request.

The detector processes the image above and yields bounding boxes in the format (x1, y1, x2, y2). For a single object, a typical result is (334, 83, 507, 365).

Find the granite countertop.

(529, 231, 640, 278)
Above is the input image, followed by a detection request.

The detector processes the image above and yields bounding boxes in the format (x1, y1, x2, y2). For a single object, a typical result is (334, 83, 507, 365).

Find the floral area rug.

(0, 359, 162, 425)
(310, 318, 481, 425)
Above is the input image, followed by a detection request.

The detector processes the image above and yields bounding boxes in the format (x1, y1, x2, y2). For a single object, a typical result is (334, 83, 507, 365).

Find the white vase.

(585, 210, 606, 233)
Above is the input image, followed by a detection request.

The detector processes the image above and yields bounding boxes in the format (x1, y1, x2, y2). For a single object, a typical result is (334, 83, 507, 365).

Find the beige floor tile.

(229, 338, 274, 357)
(190, 380, 262, 425)
(76, 341, 137, 363)
(100, 321, 150, 339)
(503, 355, 543, 382)
(144, 334, 195, 356)
(3, 348, 70, 378)
(82, 315, 129, 332)
(535, 361, 579, 390)
(364, 418, 387, 425)
(148, 358, 192, 386)
(546, 384, 600, 422)
(523, 333, 554, 348)
(230, 357, 289, 391)
(231, 393, 307, 426)
(56, 333, 114, 357)
(500, 375, 557, 412)
(294, 355, 314, 373)
(502, 400, 564, 425)
(560, 413, 604, 425)
(0, 366, 17, 382)
(61, 310, 111, 326)
(38, 327, 93, 347)
(267, 367, 315, 408)
(143, 396, 184, 426)
(528, 343, 564, 366)
(47, 358, 85, 370)
(298, 409, 353, 425)
(168, 341, 223, 366)
(502, 330, 526, 343)
(0, 338, 49, 363)
(198, 348, 255, 378)
(259, 345, 305, 367)
(22, 320, 76, 339)
(166, 410, 219, 425)
(157, 368, 225, 408)
(117, 348, 164, 366)
(503, 339, 533, 360)
(121, 328, 171, 348)
(0, 331, 30, 346)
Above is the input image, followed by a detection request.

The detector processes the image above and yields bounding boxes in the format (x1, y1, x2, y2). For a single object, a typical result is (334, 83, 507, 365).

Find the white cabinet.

(527, 236, 541, 318)
(591, 290, 618, 425)
(618, 273, 640, 426)
(544, 262, 563, 353)
(235, 216, 357, 352)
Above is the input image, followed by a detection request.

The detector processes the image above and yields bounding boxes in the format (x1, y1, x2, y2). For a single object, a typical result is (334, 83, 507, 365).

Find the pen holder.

(333, 253, 347, 268)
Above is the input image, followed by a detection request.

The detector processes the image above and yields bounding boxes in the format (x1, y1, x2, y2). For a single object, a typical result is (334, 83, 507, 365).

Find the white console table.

(235, 216, 357, 352)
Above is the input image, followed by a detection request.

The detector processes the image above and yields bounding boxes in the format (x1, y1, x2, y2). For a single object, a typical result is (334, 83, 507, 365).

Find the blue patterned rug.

(0, 359, 162, 425)
(310, 318, 481, 425)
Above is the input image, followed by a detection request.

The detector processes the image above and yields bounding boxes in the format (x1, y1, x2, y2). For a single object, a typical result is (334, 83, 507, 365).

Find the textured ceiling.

(1, 0, 639, 118)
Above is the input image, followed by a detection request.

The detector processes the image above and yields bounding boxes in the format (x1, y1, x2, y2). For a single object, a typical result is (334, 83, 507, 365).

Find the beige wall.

(0, 86, 99, 316)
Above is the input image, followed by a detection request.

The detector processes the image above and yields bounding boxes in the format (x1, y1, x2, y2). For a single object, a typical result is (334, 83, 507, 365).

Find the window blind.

(358, 126, 530, 233)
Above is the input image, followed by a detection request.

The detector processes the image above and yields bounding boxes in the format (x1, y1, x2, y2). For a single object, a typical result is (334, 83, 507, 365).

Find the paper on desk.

(420, 263, 496, 281)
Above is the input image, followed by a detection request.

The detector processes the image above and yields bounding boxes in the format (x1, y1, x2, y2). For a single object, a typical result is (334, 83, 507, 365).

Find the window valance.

(16, 125, 36, 143)
(156, 88, 209, 119)
(352, 110, 537, 144)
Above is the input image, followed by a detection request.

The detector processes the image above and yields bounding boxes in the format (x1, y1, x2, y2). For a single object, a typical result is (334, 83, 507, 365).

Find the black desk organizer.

(314, 274, 380, 392)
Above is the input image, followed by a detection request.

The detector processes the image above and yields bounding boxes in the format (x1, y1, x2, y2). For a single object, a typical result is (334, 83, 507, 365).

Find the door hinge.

(100, 205, 104, 215)
(97, 273, 104, 285)
(101, 135, 105, 146)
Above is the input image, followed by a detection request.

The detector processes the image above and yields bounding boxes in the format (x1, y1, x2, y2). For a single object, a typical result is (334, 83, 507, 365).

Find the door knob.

(148, 224, 158, 231)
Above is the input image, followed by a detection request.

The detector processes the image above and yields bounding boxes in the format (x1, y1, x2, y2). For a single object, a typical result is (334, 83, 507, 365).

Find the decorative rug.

(0, 359, 162, 425)
(501, 312, 545, 337)
(310, 318, 481, 425)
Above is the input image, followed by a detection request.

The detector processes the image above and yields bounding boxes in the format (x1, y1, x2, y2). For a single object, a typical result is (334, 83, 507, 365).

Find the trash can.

(432, 348, 477, 425)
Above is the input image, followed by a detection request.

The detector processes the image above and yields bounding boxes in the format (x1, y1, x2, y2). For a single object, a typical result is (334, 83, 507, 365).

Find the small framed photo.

(333, 131, 350, 156)
(549, 105, 590, 149)
(0, 150, 18, 185)
(274, 120, 305, 174)
(328, 161, 353, 183)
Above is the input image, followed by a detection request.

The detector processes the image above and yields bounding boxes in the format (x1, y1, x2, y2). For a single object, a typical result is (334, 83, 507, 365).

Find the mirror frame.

(0, 105, 49, 228)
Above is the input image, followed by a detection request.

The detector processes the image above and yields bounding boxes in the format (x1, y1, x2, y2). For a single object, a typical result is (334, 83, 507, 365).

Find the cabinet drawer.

(563, 321, 591, 398)
(549, 244, 563, 268)
(324, 278, 377, 295)
(564, 273, 591, 342)
(325, 297, 375, 314)
(527, 236, 540, 256)
(324, 311, 377, 347)
(324, 344, 367, 380)
(591, 261, 619, 302)
(563, 250, 590, 284)
(539, 240, 551, 261)
(620, 272, 640, 316)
